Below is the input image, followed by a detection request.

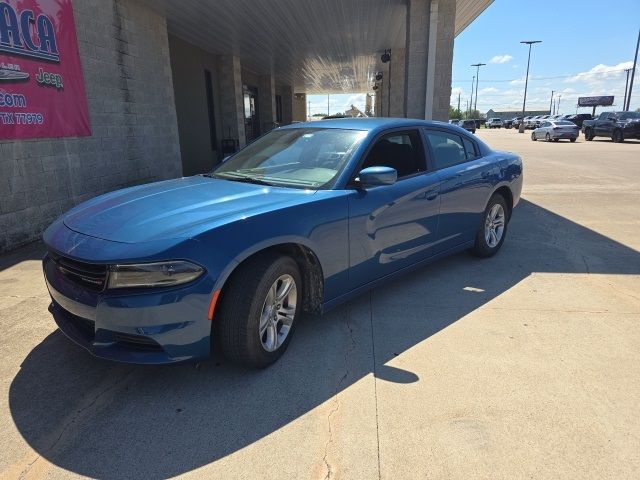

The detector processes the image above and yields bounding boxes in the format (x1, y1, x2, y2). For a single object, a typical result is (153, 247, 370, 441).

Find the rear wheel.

(570, 138, 576, 143)
(613, 129, 624, 143)
(553, 138, 559, 142)
(215, 253, 302, 368)
(471, 194, 509, 258)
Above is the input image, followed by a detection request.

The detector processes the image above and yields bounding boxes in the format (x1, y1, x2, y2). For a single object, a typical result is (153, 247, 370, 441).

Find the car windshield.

(212, 128, 367, 189)
(618, 112, 640, 120)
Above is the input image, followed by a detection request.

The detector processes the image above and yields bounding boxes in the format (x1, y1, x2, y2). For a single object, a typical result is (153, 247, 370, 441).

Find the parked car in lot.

(42, 118, 523, 368)
(531, 120, 580, 142)
(504, 117, 522, 129)
(487, 118, 504, 129)
(522, 116, 534, 128)
(524, 116, 541, 129)
(582, 111, 640, 142)
(565, 113, 592, 128)
(533, 115, 551, 128)
(458, 119, 477, 133)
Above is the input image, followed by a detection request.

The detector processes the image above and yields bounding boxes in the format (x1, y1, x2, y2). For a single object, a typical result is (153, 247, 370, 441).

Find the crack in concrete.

(369, 291, 381, 480)
(321, 304, 357, 480)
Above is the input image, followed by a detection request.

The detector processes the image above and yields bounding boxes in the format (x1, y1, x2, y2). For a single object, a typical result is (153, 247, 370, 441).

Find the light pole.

(549, 90, 555, 115)
(626, 28, 639, 111)
(623, 68, 632, 110)
(471, 63, 486, 114)
(519, 40, 542, 133)
(470, 75, 475, 116)
(556, 94, 561, 115)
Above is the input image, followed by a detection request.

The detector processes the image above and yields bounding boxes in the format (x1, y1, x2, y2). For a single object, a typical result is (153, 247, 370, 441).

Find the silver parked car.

(531, 120, 579, 142)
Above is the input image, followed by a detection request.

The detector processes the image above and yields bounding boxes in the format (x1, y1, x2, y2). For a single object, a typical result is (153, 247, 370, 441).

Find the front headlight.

(107, 261, 204, 289)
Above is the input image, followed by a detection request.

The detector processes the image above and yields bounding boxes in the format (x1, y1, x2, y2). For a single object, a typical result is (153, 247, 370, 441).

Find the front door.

(348, 130, 441, 289)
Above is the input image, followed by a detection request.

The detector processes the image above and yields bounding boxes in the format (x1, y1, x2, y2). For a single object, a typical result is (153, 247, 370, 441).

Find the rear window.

(556, 121, 575, 126)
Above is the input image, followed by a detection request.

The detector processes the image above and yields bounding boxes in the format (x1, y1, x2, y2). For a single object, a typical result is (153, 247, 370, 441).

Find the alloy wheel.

(258, 274, 297, 352)
(484, 204, 505, 248)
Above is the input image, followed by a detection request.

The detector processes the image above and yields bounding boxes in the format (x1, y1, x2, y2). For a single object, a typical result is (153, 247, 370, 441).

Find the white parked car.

(531, 120, 579, 142)
(486, 118, 504, 129)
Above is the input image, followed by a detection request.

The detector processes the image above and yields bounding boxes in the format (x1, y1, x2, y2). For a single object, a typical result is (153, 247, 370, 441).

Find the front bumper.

(43, 252, 215, 364)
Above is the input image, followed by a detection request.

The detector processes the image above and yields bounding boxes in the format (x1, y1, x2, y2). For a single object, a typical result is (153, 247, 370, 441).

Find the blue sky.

(452, 0, 640, 115)
(308, 0, 640, 116)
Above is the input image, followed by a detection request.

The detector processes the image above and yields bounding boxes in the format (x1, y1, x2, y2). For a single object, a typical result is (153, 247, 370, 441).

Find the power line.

(452, 67, 632, 83)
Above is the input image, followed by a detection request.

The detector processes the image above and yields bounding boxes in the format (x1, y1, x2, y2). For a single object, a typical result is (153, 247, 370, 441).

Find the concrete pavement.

(0, 129, 639, 479)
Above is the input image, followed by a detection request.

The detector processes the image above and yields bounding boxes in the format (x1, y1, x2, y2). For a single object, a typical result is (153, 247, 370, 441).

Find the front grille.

(50, 252, 108, 292)
(113, 333, 163, 352)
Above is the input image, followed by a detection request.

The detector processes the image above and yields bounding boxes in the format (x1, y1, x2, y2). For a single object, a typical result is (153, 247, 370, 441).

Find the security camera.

(381, 50, 391, 63)
(375, 72, 383, 81)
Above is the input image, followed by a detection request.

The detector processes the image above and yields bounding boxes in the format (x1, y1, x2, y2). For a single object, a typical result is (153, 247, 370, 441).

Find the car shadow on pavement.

(0, 241, 44, 273)
(8, 199, 640, 479)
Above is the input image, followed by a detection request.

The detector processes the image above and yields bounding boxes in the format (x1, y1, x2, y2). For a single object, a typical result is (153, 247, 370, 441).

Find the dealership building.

(0, 0, 491, 253)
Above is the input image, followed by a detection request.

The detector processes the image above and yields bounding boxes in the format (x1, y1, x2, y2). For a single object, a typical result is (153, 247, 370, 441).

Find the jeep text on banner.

(0, 0, 90, 139)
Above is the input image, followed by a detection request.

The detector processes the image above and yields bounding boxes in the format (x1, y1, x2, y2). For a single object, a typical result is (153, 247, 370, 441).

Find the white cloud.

(509, 76, 526, 86)
(490, 54, 513, 64)
(564, 61, 633, 85)
(480, 87, 499, 94)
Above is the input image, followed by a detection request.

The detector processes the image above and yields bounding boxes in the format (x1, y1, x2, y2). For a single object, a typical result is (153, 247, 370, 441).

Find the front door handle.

(425, 191, 438, 201)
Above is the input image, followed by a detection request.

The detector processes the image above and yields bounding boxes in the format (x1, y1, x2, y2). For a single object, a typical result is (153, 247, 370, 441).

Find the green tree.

(463, 109, 482, 120)
(449, 106, 462, 120)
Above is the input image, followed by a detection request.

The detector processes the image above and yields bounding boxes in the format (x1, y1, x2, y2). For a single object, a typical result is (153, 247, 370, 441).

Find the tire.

(553, 138, 559, 142)
(613, 129, 624, 143)
(570, 138, 576, 143)
(471, 194, 509, 258)
(585, 128, 594, 141)
(215, 253, 302, 368)
(531, 132, 537, 141)
(545, 133, 552, 142)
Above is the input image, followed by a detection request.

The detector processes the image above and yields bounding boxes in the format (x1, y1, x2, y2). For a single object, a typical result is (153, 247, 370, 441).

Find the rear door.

(423, 129, 496, 253)
(347, 129, 441, 289)
(595, 113, 616, 136)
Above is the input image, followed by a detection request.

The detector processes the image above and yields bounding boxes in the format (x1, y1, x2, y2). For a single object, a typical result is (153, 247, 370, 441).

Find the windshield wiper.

(208, 172, 275, 187)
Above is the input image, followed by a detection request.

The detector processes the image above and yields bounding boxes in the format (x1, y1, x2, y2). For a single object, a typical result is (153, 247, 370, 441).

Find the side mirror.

(357, 166, 397, 188)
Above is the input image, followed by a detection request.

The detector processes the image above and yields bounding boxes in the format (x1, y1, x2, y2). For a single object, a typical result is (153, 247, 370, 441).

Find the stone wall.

(0, 0, 181, 253)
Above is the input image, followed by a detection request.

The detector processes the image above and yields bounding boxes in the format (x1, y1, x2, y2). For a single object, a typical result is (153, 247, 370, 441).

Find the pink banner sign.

(0, 0, 90, 140)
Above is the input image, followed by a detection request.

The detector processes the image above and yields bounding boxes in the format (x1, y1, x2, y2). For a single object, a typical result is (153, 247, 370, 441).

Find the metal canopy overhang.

(144, 0, 492, 94)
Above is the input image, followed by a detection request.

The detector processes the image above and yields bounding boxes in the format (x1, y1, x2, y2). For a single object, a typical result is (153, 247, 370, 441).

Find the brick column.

(292, 93, 307, 122)
(259, 74, 277, 132)
(404, 0, 456, 121)
(218, 55, 246, 147)
(279, 85, 294, 125)
(389, 48, 406, 117)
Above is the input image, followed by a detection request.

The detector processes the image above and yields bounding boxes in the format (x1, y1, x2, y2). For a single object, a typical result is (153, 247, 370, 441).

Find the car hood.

(63, 176, 315, 243)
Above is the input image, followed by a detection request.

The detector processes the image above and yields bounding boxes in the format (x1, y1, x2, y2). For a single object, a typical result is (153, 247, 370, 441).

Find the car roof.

(279, 117, 454, 134)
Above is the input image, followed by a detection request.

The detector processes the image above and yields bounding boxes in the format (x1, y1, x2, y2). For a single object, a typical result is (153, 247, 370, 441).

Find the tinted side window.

(361, 130, 426, 178)
(424, 131, 467, 170)
(462, 137, 478, 160)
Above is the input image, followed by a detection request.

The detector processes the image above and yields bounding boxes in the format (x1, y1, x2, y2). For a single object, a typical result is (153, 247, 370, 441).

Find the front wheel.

(585, 128, 594, 141)
(471, 195, 509, 258)
(613, 129, 624, 143)
(531, 132, 537, 141)
(215, 253, 302, 368)
(545, 133, 552, 142)
(570, 138, 576, 143)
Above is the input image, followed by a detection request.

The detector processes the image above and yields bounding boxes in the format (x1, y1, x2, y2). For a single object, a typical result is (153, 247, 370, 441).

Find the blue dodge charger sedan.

(43, 118, 523, 368)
